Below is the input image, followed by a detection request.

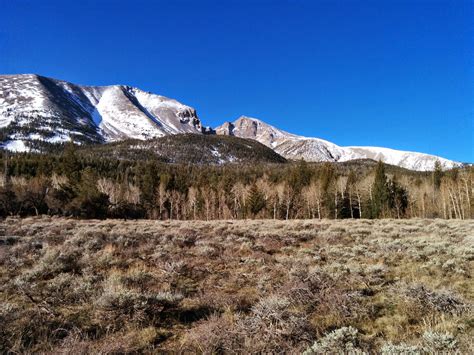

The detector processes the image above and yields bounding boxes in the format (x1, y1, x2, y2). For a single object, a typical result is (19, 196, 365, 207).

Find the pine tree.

(388, 176, 408, 218)
(432, 160, 443, 190)
(319, 163, 335, 218)
(2, 150, 9, 187)
(195, 188, 205, 218)
(140, 162, 160, 206)
(62, 141, 81, 183)
(288, 160, 312, 193)
(71, 167, 109, 219)
(0, 186, 17, 216)
(371, 161, 390, 218)
(246, 184, 266, 217)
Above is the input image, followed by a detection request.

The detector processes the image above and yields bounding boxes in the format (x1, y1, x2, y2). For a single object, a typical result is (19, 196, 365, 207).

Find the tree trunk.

(442, 195, 447, 219)
(464, 178, 472, 218)
(356, 192, 362, 219)
(349, 192, 353, 219)
(464, 179, 471, 218)
(448, 189, 459, 219)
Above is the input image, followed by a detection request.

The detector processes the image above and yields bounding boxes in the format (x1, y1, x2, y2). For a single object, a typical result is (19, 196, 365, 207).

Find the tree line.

(0, 144, 471, 220)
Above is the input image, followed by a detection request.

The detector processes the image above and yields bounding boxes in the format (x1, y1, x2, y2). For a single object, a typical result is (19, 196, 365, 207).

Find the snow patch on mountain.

(0, 74, 203, 146)
(345, 146, 457, 171)
(217, 116, 462, 171)
(0, 74, 463, 171)
(3, 140, 28, 152)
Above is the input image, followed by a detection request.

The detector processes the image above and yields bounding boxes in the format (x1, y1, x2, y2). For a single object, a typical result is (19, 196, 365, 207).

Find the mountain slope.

(79, 133, 287, 165)
(216, 115, 299, 147)
(0, 74, 463, 171)
(0, 74, 203, 150)
(0, 74, 103, 148)
(216, 116, 461, 171)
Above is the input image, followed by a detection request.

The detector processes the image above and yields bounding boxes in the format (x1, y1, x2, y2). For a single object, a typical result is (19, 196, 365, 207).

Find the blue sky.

(1, 0, 472, 162)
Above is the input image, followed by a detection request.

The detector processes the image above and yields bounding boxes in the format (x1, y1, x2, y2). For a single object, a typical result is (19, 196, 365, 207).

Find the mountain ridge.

(0, 74, 464, 171)
(0, 74, 204, 147)
(216, 116, 461, 171)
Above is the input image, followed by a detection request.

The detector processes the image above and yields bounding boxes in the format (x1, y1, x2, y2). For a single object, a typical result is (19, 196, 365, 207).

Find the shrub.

(403, 284, 467, 315)
(182, 313, 241, 353)
(381, 342, 423, 354)
(1, 218, 473, 353)
(303, 326, 365, 354)
(95, 275, 183, 329)
(422, 331, 458, 352)
(236, 295, 312, 352)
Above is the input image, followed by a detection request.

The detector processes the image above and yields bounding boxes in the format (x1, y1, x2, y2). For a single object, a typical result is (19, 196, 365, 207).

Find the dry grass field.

(0, 217, 473, 354)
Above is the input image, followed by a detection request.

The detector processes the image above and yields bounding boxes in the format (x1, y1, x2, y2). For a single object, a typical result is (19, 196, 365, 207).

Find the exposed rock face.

(216, 116, 298, 147)
(216, 116, 462, 171)
(0, 74, 203, 149)
(0, 74, 463, 171)
(215, 121, 234, 136)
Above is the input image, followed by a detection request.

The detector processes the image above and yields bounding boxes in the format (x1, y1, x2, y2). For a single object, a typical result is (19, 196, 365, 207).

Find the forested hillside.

(78, 134, 287, 165)
(0, 143, 471, 220)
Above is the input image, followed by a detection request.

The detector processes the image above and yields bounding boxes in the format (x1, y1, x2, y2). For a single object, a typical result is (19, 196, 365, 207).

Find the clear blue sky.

(1, 0, 472, 162)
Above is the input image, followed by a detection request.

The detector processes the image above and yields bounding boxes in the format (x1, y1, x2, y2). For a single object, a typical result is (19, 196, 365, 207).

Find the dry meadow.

(0, 217, 473, 353)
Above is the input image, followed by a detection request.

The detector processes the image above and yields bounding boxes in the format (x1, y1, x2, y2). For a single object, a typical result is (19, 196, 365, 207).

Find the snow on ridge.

(0, 74, 203, 147)
(92, 85, 201, 140)
(345, 146, 460, 170)
(0, 74, 462, 171)
(218, 116, 461, 171)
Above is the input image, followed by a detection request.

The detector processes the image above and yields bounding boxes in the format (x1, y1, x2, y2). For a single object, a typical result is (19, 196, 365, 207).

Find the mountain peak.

(0, 74, 463, 171)
(216, 115, 296, 147)
(0, 74, 203, 150)
(216, 115, 462, 170)
(236, 115, 262, 123)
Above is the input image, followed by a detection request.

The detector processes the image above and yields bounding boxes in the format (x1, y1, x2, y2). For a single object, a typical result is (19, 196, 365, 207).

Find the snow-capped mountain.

(216, 116, 461, 171)
(0, 74, 463, 171)
(0, 74, 203, 150)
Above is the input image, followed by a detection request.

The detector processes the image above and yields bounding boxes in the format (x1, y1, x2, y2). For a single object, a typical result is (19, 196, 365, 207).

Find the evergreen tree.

(139, 162, 160, 208)
(0, 142, 470, 220)
(62, 142, 81, 183)
(371, 161, 390, 218)
(388, 176, 408, 218)
(246, 184, 266, 217)
(195, 188, 205, 218)
(0, 187, 17, 217)
(432, 160, 443, 190)
(71, 167, 109, 219)
(319, 163, 336, 218)
(288, 160, 312, 193)
(2, 150, 10, 186)
(47, 182, 77, 216)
